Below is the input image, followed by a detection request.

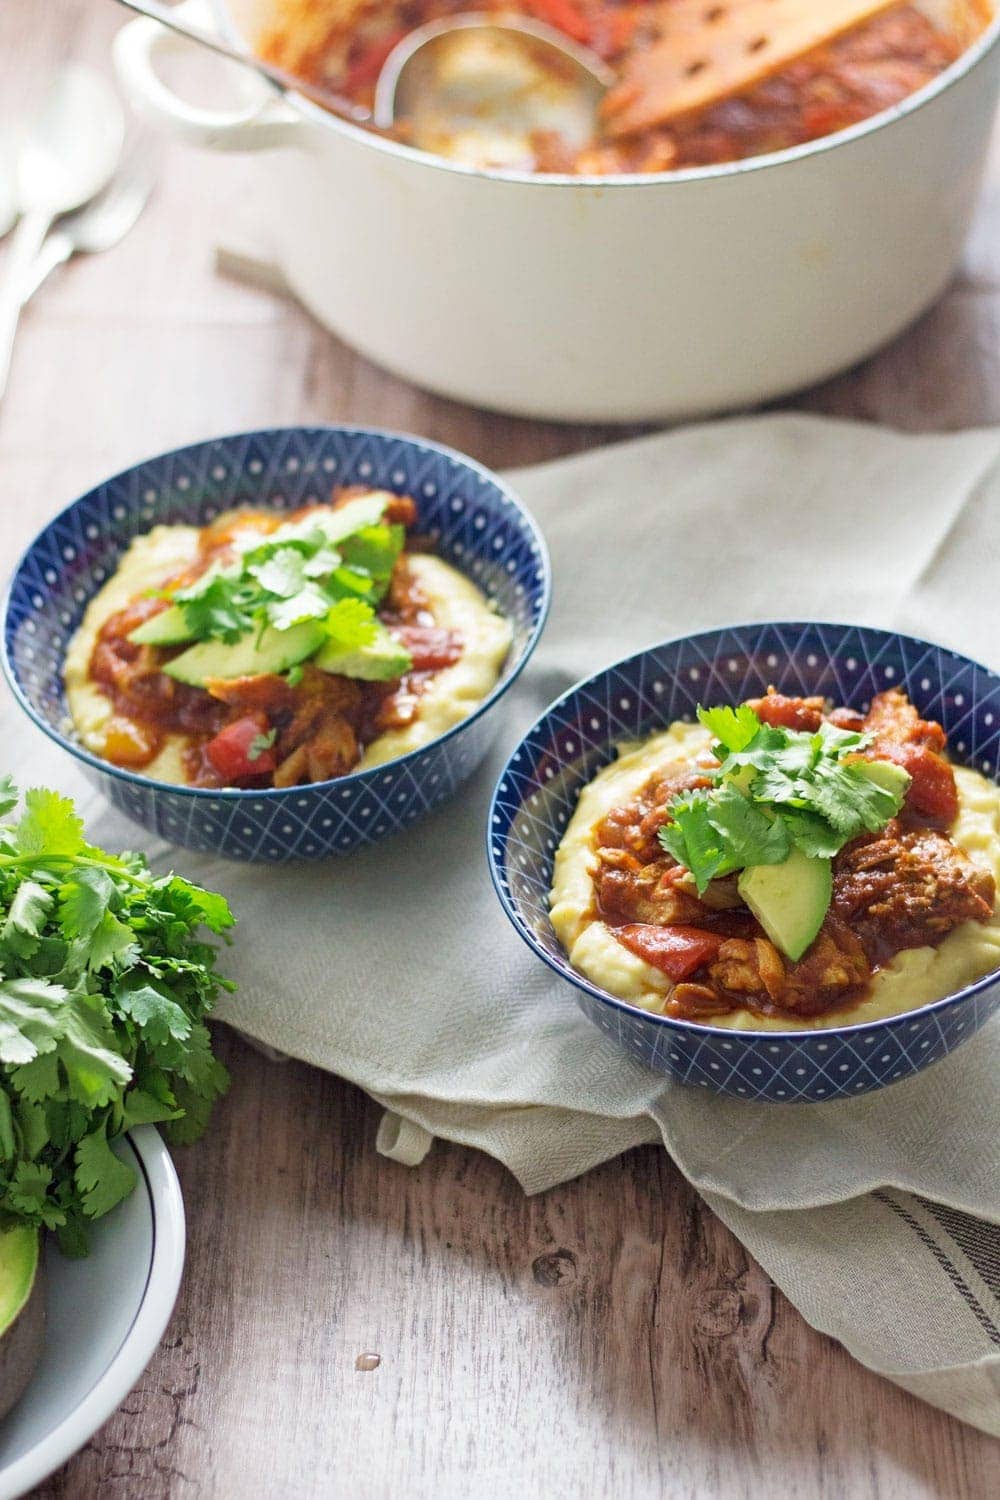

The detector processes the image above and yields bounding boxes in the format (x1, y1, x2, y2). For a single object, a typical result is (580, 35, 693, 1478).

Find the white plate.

(0, 1127, 185, 1500)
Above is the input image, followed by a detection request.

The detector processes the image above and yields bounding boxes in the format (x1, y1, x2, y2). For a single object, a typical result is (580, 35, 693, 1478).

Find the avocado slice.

(305, 493, 389, 545)
(315, 621, 412, 682)
(853, 758, 911, 798)
(163, 619, 325, 686)
(128, 604, 195, 647)
(0, 1225, 44, 1421)
(737, 847, 832, 963)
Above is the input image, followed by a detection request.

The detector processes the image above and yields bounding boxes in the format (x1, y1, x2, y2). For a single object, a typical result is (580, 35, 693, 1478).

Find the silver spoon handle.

(110, 0, 370, 124)
(18, 232, 74, 307)
(0, 209, 52, 405)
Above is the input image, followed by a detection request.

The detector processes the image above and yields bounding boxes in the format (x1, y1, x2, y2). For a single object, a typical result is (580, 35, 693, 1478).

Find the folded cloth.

(9, 413, 1000, 1433)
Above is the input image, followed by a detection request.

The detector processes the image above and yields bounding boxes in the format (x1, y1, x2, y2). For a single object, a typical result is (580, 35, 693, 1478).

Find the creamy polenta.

(65, 514, 511, 789)
(550, 721, 1000, 1031)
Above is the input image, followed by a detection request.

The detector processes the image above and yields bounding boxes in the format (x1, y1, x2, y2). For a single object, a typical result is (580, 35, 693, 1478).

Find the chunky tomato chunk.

(392, 624, 462, 672)
(204, 715, 276, 781)
(745, 691, 824, 733)
(614, 925, 724, 982)
(874, 742, 959, 826)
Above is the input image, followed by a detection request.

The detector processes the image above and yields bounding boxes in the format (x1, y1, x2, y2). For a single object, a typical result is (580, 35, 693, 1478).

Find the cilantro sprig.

(0, 778, 232, 1254)
(658, 704, 910, 895)
(170, 499, 410, 662)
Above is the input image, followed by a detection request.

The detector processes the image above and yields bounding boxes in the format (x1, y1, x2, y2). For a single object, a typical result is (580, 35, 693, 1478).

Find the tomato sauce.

(258, 1, 980, 174)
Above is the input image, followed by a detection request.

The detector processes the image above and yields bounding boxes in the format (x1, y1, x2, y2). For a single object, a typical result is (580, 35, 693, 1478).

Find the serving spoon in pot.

(111, 0, 612, 167)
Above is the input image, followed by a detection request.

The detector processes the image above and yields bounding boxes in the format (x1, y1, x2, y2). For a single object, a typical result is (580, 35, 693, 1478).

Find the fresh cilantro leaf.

(14, 789, 86, 858)
(166, 1054, 230, 1145)
(177, 575, 258, 644)
(10, 1052, 60, 1103)
(268, 582, 336, 631)
(712, 723, 787, 779)
(58, 867, 114, 942)
(75, 1127, 137, 1218)
(87, 910, 139, 972)
(780, 809, 844, 860)
(0, 977, 69, 1066)
(697, 703, 762, 754)
(319, 597, 379, 653)
(247, 547, 306, 597)
(115, 976, 193, 1048)
(0, 776, 18, 818)
(285, 664, 304, 687)
(658, 791, 734, 894)
(705, 782, 791, 869)
(121, 1089, 182, 1129)
(812, 759, 904, 837)
(6, 1161, 56, 1221)
(248, 729, 277, 763)
(816, 721, 871, 753)
(59, 992, 133, 1106)
(302, 544, 344, 579)
(4, 880, 53, 941)
(154, 875, 234, 934)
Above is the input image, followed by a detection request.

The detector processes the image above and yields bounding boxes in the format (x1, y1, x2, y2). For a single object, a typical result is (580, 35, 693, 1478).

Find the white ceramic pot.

(114, 1, 1000, 422)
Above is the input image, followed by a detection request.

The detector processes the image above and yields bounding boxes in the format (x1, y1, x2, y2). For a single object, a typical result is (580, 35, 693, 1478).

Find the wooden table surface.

(3, 4, 1000, 1497)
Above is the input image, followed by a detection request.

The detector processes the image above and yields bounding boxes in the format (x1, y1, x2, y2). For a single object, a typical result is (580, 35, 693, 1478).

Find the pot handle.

(112, 0, 302, 152)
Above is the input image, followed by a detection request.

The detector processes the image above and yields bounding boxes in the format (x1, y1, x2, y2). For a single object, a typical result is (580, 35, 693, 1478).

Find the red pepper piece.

(614, 924, 724, 981)
(205, 715, 276, 782)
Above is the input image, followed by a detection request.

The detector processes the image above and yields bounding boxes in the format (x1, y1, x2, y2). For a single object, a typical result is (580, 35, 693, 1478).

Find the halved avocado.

(0, 1225, 44, 1422)
(315, 622, 411, 682)
(128, 604, 195, 647)
(163, 619, 325, 686)
(738, 847, 833, 963)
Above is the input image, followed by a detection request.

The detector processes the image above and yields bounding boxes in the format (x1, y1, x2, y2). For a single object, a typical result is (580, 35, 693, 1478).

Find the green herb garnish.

(172, 499, 410, 663)
(658, 705, 910, 895)
(247, 729, 278, 763)
(0, 778, 232, 1254)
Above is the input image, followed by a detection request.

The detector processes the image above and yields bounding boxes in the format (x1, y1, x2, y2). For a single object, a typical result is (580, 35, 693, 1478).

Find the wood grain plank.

(3, 3, 1000, 1497)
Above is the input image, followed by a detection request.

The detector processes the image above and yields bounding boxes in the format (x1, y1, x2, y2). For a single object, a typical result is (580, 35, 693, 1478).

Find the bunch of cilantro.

(171, 497, 409, 661)
(658, 704, 909, 894)
(0, 778, 232, 1255)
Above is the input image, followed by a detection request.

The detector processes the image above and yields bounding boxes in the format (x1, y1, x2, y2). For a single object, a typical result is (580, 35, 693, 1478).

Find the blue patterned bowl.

(3, 426, 549, 861)
(488, 623, 1000, 1101)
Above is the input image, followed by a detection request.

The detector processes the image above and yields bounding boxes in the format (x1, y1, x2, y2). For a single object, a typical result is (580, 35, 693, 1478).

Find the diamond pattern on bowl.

(3, 427, 549, 861)
(488, 622, 1000, 1101)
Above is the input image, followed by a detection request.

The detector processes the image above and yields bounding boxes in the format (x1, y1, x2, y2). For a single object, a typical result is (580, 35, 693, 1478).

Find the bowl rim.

(487, 618, 1000, 1044)
(213, 0, 1000, 189)
(1, 423, 552, 803)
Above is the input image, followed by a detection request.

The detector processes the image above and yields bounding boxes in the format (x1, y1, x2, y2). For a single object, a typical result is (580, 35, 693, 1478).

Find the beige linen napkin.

(7, 414, 1000, 1434)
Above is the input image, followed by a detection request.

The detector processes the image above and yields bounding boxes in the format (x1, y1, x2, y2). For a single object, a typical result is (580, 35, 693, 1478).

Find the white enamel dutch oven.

(114, 0, 1000, 422)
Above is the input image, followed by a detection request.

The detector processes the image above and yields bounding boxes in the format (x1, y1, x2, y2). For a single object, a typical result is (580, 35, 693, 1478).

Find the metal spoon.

(112, 0, 611, 168)
(0, 66, 124, 401)
(0, 150, 16, 240)
(374, 16, 614, 169)
(17, 141, 156, 308)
